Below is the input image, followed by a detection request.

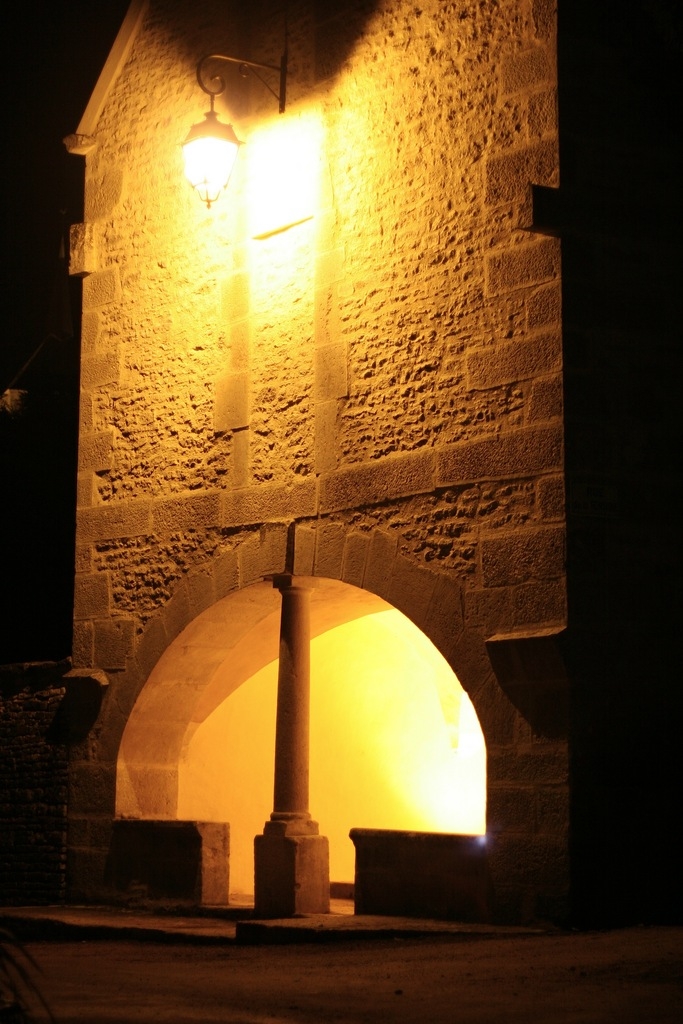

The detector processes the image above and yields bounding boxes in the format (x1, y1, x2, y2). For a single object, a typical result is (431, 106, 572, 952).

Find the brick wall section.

(0, 662, 69, 905)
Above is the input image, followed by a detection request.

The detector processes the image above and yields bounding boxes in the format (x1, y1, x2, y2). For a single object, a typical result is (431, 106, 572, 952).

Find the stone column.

(254, 575, 329, 917)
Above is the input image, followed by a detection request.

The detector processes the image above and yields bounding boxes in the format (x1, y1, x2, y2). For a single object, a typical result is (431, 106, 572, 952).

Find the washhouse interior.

(117, 578, 486, 897)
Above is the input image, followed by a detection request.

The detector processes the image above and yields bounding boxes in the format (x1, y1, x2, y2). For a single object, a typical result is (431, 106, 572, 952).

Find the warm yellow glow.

(177, 608, 486, 896)
(245, 110, 323, 239)
(182, 116, 241, 206)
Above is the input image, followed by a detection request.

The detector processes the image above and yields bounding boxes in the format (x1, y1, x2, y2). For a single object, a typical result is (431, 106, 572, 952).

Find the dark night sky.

(1, 1, 130, 389)
(1, 2, 129, 662)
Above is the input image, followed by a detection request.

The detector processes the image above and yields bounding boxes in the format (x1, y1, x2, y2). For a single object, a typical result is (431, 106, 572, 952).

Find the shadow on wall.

(116, 579, 486, 895)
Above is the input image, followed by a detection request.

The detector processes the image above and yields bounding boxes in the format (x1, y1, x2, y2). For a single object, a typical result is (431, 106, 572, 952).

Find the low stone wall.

(105, 820, 230, 907)
(351, 829, 493, 922)
(0, 662, 69, 905)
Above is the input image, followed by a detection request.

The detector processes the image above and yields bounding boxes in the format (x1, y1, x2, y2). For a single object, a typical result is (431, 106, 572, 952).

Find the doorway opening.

(116, 578, 486, 898)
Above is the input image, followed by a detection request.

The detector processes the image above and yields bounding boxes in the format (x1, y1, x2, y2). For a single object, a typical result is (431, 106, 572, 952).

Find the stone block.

(467, 333, 561, 389)
(464, 587, 515, 636)
(223, 480, 317, 527)
(73, 573, 110, 619)
(528, 373, 563, 422)
(341, 532, 369, 588)
(94, 618, 135, 671)
(315, 342, 348, 400)
(480, 526, 565, 586)
(259, 523, 289, 577)
(486, 238, 559, 296)
(231, 429, 250, 488)
(320, 450, 433, 513)
(537, 474, 565, 520)
(315, 399, 339, 473)
(84, 168, 123, 221)
(78, 431, 113, 472)
(363, 530, 397, 600)
(77, 471, 96, 508)
(314, 284, 341, 348)
(230, 319, 250, 370)
(315, 247, 343, 290)
(351, 830, 492, 922)
(82, 267, 119, 310)
(486, 785, 537, 834)
(104, 820, 230, 907)
(135, 615, 169, 682)
(314, 522, 346, 579)
(187, 570, 216, 619)
(77, 500, 152, 543)
(501, 47, 553, 95)
(487, 744, 568, 788)
(81, 351, 119, 390)
(293, 524, 316, 576)
(387, 556, 437, 628)
(80, 311, 99, 354)
(68, 763, 116, 816)
(72, 620, 94, 668)
(527, 282, 561, 329)
(254, 833, 329, 917)
(485, 141, 558, 206)
(532, 0, 555, 40)
(512, 579, 566, 627)
(215, 548, 239, 598)
(238, 533, 263, 586)
(161, 584, 191, 645)
(69, 222, 96, 276)
(529, 89, 558, 139)
(436, 425, 562, 485)
(423, 575, 465, 661)
(214, 372, 250, 432)
(153, 491, 221, 534)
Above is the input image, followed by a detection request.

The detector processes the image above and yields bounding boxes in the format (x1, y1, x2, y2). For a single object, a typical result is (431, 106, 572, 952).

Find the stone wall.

(64, 0, 568, 922)
(0, 662, 69, 905)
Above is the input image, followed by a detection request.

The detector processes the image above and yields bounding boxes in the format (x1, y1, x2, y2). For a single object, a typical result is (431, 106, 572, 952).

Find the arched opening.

(117, 578, 486, 898)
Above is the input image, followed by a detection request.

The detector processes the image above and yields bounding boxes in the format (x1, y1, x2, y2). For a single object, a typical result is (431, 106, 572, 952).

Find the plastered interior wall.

(67, 0, 567, 923)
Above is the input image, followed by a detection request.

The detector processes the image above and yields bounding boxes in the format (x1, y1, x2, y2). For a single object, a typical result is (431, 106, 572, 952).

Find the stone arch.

(71, 523, 568, 920)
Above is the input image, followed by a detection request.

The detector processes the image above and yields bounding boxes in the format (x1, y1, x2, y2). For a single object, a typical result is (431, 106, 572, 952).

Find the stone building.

(2, 0, 680, 926)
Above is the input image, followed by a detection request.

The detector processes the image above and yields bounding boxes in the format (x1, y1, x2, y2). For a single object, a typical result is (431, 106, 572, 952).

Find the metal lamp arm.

(196, 52, 288, 114)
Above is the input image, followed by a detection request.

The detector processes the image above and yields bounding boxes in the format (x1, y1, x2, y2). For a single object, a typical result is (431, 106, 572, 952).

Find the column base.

(254, 832, 330, 918)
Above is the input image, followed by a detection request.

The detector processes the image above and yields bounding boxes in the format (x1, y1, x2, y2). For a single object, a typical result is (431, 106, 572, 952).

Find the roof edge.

(74, 0, 150, 141)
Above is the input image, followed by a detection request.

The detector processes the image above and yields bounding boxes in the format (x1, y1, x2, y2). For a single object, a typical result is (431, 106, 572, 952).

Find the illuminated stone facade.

(65, 0, 568, 923)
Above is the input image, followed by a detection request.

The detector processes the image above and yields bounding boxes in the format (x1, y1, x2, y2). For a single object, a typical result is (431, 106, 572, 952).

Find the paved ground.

(1, 908, 681, 1023)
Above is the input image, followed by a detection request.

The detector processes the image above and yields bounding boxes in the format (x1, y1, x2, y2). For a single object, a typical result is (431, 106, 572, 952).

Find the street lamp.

(183, 51, 287, 207)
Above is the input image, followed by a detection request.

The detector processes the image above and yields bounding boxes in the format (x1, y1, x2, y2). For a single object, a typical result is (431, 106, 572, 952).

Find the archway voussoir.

(362, 530, 398, 601)
(135, 613, 170, 683)
(293, 523, 316, 576)
(313, 522, 346, 580)
(341, 531, 369, 589)
(258, 522, 289, 577)
(214, 547, 239, 599)
(386, 555, 438, 630)
(423, 574, 465, 662)
(186, 568, 217, 621)
(161, 581, 192, 646)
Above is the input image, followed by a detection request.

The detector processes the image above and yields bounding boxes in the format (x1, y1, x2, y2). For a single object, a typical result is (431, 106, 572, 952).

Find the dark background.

(1, 2, 129, 662)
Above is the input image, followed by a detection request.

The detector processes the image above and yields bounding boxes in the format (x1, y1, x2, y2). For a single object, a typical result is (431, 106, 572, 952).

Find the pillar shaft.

(254, 573, 329, 917)
(272, 578, 311, 819)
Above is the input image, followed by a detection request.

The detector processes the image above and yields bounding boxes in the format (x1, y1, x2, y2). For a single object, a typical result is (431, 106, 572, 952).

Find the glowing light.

(182, 111, 241, 207)
(177, 607, 486, 896)
(246, 111, 323, 239)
